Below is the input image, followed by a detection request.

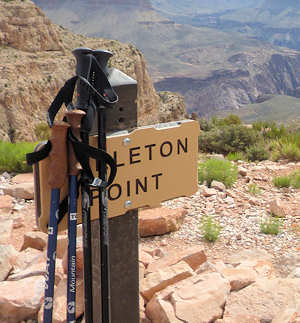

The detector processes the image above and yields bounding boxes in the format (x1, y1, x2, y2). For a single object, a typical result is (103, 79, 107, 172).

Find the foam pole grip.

(66, 109, 86, 176)
(48, 121, 70, 188)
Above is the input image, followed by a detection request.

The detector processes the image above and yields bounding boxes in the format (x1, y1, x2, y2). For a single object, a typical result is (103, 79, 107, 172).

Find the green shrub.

(273, 175, 291, 188)
(226, 151, 245, 161)
(0, 141, 36, 173)
(280, 142, 300, 161)
(290, 170, 300, 189)
(198, 158, 238, 188)
(248, 183, 262, 195)
(198, 117, 213, 131)
(200, 215, 222, 242)
(246, 144, 270, 161)
(34, 122, 50, 141)
(198, 125, 260, 154)
(260, 215, 283, 235)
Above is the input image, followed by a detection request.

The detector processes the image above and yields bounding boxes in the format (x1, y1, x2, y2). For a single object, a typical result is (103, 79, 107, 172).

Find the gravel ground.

(140, 159, 300, 278)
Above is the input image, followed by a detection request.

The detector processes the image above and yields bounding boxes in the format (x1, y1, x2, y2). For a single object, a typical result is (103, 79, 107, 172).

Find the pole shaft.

(97, 107, 111, 322)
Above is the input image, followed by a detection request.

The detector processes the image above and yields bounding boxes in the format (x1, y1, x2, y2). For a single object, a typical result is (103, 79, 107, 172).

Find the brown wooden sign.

(36, 120, 200, 232)
(89, 119, 200, 219)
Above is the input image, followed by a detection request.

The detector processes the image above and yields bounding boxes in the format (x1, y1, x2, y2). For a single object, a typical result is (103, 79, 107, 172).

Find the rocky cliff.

(0, 0, 185, 142)
(155, 50, 300, 117)
(34, 0, 152, 9)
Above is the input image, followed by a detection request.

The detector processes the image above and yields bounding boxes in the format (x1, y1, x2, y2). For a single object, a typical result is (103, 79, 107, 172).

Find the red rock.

(38, 277, 84, 323)
(238, 258, 275, 279)
(0, 275, 44, 322)
(220, 267, 256, 291)
(0, 195, 13, 211)
(224, 278, 300, 322)
(141, 261, 193, 301)
(222, 314, 261, 322)
(146, 294, 182, 323)
(139, 249, 154, 268)
(12, 247, 43, 271)
(0, 244, 16, 281)
(146, 246, 206, 273)
(62, 237, 83, 278)
(0, 217, 13, 244)
(269, 198, 287, 217)
(3, 182, 34, 200)
(147, 272, 230, 323)
(139, 207, 187, 237)
(56, 234, 69, 259)
(11, 173, 33, 184)
(21, 231, 48, 251)
(272, 306, 300, 323)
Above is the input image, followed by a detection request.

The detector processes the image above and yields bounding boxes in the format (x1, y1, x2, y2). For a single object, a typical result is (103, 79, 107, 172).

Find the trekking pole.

(92, 49, 118, 323)
(44, 121, 70, 323)
(72, 47, 94, 323)
(66, 109, 86, 323)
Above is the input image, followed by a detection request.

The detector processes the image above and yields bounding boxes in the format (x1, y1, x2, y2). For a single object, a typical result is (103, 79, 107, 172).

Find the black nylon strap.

(26, 141, 52, 165)
(68, 130, 117, 188)
(47, 76, 78, 127)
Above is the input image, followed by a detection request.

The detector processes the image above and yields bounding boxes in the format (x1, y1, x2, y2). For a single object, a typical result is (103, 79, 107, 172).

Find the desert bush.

(0, 141, 36, 173)
(198, 158, 238, 188)
(198, 124, 260, 154)
(200, 215, 222, 242)
(246, 144, 270, 161)
(280, 142, 300, 161)
(290, 169, 300, 189)
(248, 183, 262, 195)
(226, 151, 245, 161)
(34, 122, 51, 141)
(260, 215, 283, 235)
(273, 175, 291, 188)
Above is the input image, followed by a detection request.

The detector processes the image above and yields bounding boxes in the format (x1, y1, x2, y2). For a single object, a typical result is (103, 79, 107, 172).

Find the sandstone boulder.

(11, 173, 33, 184)
(146, 272, 231, 323)
(139, 207, 187, 237)
(3, 183, 34, 200)
(141, 261, 193, 301)
(146, 246, 207, 274)
(269, 198, 287, 217)
(220, 267, 256, 291)
(0, 276, 44, 322)
(224, 278, 300, 322)
(0, 244, 16, 281)
(38, 277, 84, 323)
(21, 231, 48, 251)
(0, 195, 13, 212)
(0, 217, 13, 244)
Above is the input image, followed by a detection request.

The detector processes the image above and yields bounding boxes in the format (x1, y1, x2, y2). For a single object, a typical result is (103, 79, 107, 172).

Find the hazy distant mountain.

(152, 0, 260, 15)
(32, 0, 300, 120)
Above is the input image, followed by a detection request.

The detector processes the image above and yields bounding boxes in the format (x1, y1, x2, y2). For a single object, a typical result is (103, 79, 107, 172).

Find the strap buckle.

(89, 177, 107, 189)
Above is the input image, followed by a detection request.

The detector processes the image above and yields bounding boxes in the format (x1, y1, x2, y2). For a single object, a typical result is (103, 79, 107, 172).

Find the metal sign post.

(90, 120, 199, 323)
(91, 73, 140, 323)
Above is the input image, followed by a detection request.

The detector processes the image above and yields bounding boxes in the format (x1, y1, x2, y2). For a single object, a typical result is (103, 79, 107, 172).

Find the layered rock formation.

(0, 0, 185, 142)
(34, 0, 152, 9)
(155, 50, 300, 117)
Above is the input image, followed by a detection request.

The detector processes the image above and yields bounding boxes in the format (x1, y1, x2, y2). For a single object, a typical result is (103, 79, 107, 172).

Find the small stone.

(11, 173, 33, 184)
(200, 186, 217, 197)
(3, 183, 34, 200)
(269, 198, 287, 217)
(21, 231, 48, 251)
(211, 180, 226, 192)
(0, 195, 13, 211)
(139, 207, 187, 237)
(238, 166, 248, 176)
(141, 261, 193, 301)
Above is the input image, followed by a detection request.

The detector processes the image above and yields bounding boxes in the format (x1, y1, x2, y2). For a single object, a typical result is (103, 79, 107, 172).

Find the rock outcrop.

(0, 0, 185, 142)
(155, 50, 300, 117)
(34, 0, 152, 9)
